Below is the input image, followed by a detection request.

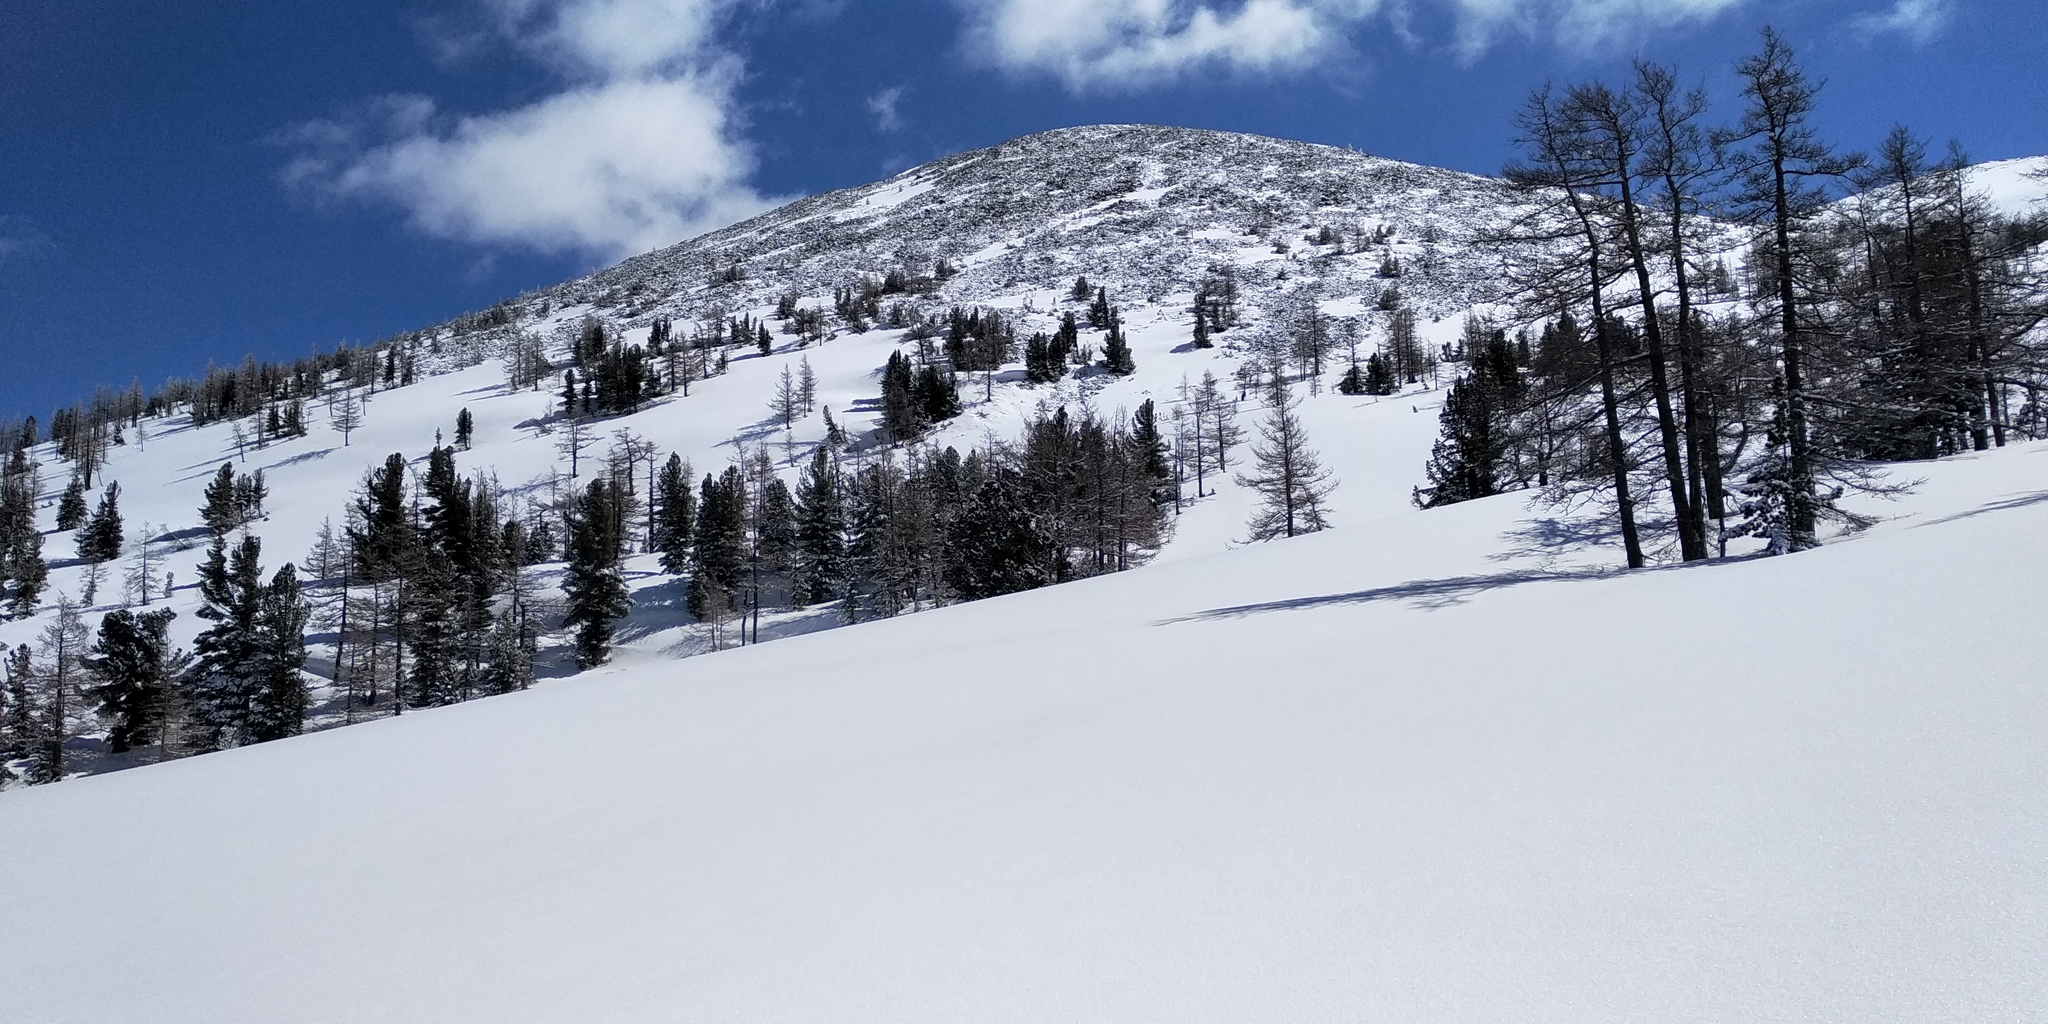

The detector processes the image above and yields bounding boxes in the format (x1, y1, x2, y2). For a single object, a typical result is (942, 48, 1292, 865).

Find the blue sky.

(3, 0, 2043, 421)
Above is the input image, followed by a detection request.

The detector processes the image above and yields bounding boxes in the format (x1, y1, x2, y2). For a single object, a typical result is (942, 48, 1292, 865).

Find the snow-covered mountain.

(553, 123, 1518, 325)
(2, 124, 2046, 1019)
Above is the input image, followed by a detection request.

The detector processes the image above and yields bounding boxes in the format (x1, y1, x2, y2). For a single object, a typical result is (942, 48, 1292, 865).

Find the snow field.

(2, 435, 2045, 1021)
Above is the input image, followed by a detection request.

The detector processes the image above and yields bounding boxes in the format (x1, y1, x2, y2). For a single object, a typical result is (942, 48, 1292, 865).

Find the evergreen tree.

(563, 479, 629, 667)
(1131, 400, 1176, 506)
(2, 476, 46, 618)
(200, 463, 240, 535)
(454, 408, 474, 450)
(87, 608, 182, 754)
(791, 448, 846, 605)
(55, 477, 88, 531)
(1417, 333, 1525, 508)
(1239, 376, 1336, 540)
(944, 470, 1054, 600)
(653, 453, 696, 574)
(688, 469, 747, 620)
(1101, 308, 1136, 375)
(879, 351, 925, 441)
(78, 480, 123, 563)
(182, 535, 268, 750)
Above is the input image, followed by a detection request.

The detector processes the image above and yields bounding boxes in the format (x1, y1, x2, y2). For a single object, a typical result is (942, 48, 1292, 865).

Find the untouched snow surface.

(3, 440, 2046, 1022)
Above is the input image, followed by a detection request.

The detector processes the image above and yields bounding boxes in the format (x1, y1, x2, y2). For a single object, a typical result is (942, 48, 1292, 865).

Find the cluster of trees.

(310, 446, 545, 711)
(1, 456, 48, 618)
(0, 531, 312, 785)
(629, 404, 1180, 653)
(1417, 28, 2046, 563)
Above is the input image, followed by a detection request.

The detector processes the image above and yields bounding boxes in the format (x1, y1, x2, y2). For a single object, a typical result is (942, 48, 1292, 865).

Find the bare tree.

(1238, 375, 1336, 541)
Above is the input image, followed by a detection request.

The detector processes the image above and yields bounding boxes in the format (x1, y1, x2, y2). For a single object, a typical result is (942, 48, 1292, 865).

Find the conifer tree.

(791, 447, 846, 606)
(78, 480, 123, 563)
(563, 479, 629, 667)
(653, 453, 696, 574)
(23, 598, 90, 782)
(56, 477, 88, 531)
(944, 470, 1054, 599)
(454, 408, 474, 450)
(1417, 333, 1525, 508)
(1239, 376, 1336, 541)
(1101, 308, 1136, 375)
(88, 607, 183, 755)
(200, 464, 240, 535)
(689, 469, 747, 620)
(2, 474, 47, 618)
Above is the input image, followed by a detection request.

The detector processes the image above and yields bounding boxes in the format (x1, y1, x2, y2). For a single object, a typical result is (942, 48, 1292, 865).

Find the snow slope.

(3, 439, 2045, 1022)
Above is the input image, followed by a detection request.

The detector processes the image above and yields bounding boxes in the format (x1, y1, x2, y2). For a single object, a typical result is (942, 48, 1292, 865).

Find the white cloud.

(961, 0, 1753, 85)
(867, 86, 906, 132)
(961, 0, 1354, 90)
(1851, 0, 1950, 44)
(1450, 0, 1747, 59)
(288, 0, 773, 261)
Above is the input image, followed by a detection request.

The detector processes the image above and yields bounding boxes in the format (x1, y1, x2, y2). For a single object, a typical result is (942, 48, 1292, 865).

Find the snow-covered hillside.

(0, 126, 1513, 780)
(560, 124, 1518, 324)
(3, 435, 2046, 1021)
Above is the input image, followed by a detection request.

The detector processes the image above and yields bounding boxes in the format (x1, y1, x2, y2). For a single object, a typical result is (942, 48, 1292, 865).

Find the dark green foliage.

(688, 469, 747, 620)
(88, 608, 182, 754)
(183, 535, 307, 749)
(791, 448, 846, 606)
(200, 464, 265, 536)
(944, 470, 1054, 600)
(1069, 275, 1092, 301)
(653, 453, 695, 574)
(1, 474, 47, 617)
(1418, 329, 1526, 508)
(1131, 400, 1176, 506)
(563, 479, 630, 668)
(1365, 352, 1398, 395)
(1100, 307, 1135, 375)
(56, 478, 88, 531)
(78, 481, 123, 563)
(349, 453, 416, 581)
(454, 408, 474, 450)
(1336, 363, 1367, 395)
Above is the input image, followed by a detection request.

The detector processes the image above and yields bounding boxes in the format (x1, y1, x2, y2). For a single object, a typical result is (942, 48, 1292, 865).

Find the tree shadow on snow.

(1914, 488, 2048, 528)
(1153, 565, 1633, 624)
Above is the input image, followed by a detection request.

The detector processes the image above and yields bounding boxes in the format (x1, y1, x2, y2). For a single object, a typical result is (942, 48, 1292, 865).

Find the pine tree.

(78, 480, 123, 563)
(689, 469, 747, 620)
(454, 407, 474, 450)
(182, 535, 267, 749)
(200, 464, 240, 535)
(1101, 308, 1136, 375)
(563, 479, 629, 667)
(791, 447, 846, 606)
(1417, 333, 1525, 508)
(87, 607, 183, 755)
(2, 474, 46, 618)
(1239, 376, 1336, 541)
(653, 453, 696, 574)
(55, 477, 88, 531)
(944, 470, 1054, 600)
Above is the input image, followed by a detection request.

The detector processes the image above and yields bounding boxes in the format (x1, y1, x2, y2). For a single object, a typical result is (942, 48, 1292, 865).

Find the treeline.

(1416, 28, 2047, 562)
